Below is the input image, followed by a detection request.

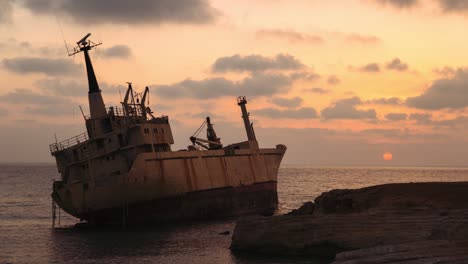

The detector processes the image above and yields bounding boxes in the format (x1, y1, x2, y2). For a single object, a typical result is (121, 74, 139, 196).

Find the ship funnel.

(237, 96, 256, 141)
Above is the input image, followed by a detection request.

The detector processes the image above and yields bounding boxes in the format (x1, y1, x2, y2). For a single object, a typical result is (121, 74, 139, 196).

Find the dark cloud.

(99, 45, 132, 59)
(271, 96, 302, 108)
(212, 54, 305, 73)
(327, 75, 341, 85)
(0, 0, 12, 23)
(303, 87, 331, 94)
(409, 113, 432, 124)
(438, 0, 468, 13)
(376, 0, 419, 8)
(385, 112, 408, 121)
(386, 58, 408, 71)
(321, 97, 377, 120)
(21, 0, 219, 25)
(367, 97, 403, 105)
(256, 29, 324, 44)
(153, 73, 294, 99)
(345, 33, 381, 44)
(254, 107, 317, 119)
(3, 57, 82, 76)
(406, 69, 468, 110)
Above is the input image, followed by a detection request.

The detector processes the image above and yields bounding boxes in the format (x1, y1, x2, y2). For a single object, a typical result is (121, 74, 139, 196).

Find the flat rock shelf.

(231, 182, 468, 263)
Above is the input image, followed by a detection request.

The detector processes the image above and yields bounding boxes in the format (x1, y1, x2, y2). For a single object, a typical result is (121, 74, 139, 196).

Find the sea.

(1, 163, 468, 264)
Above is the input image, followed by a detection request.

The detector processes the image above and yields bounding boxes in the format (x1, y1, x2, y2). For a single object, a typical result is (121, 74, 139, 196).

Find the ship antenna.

(78, 105, 86, 121)
(68, 33, 102, 56)
(56, 17, 73, 56)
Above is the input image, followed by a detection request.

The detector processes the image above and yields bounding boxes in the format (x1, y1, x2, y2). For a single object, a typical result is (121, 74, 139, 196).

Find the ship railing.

(108, 106, 126, 117)
(49, 132, 89, 153)
(108, 105, 144, 117)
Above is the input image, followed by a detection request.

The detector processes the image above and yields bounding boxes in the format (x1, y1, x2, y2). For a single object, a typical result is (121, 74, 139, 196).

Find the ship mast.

(237, 96, 256, 142)
(69, 33, 111, 138)
(69, 33, 106, 119)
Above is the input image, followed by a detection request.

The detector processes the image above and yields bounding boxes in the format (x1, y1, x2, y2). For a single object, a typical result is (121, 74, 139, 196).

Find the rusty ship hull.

(52, 146, 286, 224)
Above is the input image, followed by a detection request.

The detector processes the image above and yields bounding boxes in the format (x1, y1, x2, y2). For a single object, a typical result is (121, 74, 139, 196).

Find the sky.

(2, 0, 468, 166)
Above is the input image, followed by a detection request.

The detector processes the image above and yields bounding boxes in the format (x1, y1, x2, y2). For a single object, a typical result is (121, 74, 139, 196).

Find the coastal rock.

(333, 240, 468, 264)
(231, 182, 468, 259)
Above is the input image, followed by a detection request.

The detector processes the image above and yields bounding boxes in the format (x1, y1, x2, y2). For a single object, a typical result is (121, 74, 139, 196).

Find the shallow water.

(1, 164, 468, 263)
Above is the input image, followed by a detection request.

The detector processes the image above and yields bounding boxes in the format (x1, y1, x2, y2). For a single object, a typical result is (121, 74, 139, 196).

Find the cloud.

(303, 87, 331, 94)
(434, 66, 456, 76)
(437, 0, 468, 13)
(345, 33, 381, 44)
(212, 54, 305, 73)
(327, 75, 341, 85)
(2, 57, 82, 76)
(290, 71, 321, 81)
(99, 45, 132, 59)
(0, 0, 12, 23)
(367, 97, 403, 105)
(254, 107, 317, 119)
(434, 116, 468, 128)
(375, 0, 419, 8)
(386, 58, 408, 71)
(35, 78, 125, 98)
(271, 96, 302, 108)
(409, 113, 432, 124)
(406, 69, 468, 110)
(321, 97, 377, 120)
(0, 88, 74, 105)
(21, 0, 219, 25)
(24, 104, 78, 116)
(385, 112, 408, 121)
(0, 88, 84, 116)
(351, 63, 380, 73)
(0, 39, 64, 57)
(153, 72, 294, 99)
(35, 78, 86, 97)
(0, 107, 8, 116)
(256, 29, 324, 44)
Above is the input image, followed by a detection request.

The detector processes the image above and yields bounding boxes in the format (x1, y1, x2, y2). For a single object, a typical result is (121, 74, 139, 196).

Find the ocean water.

(1, 163, 468, 264)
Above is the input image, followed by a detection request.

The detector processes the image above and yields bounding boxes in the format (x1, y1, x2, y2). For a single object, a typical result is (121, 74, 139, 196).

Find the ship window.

(161, 128, 164, 133)
(144, 144, 153, 152)
(154, 128, 158, 134)
(108, 138, 112, 143)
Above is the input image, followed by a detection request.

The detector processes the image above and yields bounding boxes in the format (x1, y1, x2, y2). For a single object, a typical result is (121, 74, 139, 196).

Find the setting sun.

(383, 152, 393, 161)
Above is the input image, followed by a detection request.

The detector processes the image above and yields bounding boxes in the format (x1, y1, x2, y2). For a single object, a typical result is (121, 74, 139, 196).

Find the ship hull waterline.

(52, 181, 278, 225)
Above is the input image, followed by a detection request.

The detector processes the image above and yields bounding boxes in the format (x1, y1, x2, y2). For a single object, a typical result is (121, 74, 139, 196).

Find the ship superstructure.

(50, 34, 286, 225)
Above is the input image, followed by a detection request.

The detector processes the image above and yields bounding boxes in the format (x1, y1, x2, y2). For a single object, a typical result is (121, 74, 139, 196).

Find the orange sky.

(1, 0, 468, 166)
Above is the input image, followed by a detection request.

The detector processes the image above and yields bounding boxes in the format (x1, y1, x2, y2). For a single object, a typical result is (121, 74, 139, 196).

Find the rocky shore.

(231, 182, 468, 263)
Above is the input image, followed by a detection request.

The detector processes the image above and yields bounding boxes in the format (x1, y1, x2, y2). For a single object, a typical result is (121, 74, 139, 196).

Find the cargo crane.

(190, 117, 223, 150)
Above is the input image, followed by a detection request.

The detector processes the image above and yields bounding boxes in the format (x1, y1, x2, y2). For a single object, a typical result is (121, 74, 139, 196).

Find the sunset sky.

(2, 0, 468, 166)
